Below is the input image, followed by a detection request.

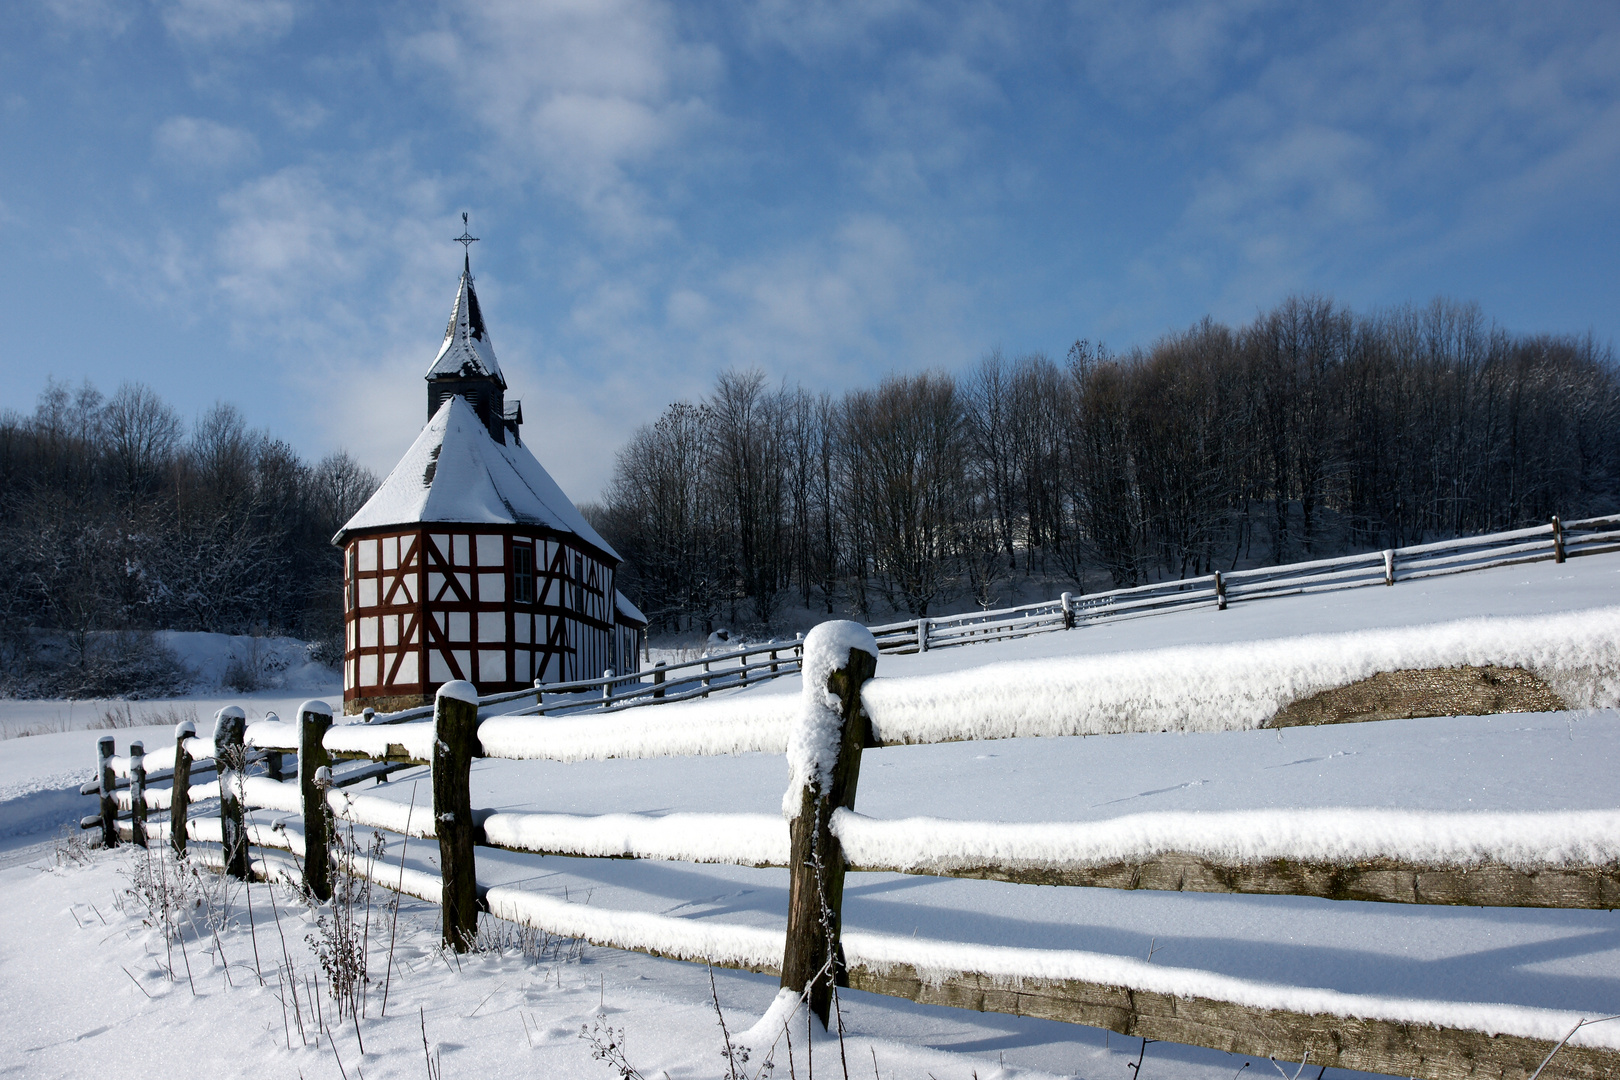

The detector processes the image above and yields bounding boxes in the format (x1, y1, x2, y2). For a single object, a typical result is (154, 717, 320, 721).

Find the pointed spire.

(426, 246, 503, 385)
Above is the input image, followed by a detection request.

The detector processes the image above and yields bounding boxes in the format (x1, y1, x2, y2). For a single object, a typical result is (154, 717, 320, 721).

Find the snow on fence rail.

(336, 515, 1619, 730)
(83, 616, 1620, 1079)
(355, 638, 809, 727)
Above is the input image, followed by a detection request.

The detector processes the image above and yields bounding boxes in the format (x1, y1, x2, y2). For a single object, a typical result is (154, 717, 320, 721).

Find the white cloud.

(214, 167, 372, 318)
(158, 0, 297, 46)
(153, 116, 258, 171)
(398, 0, 722, 235)
(1083, 2, 1620, 322)
(42, 0, 135, 35)
(741, 0, 924, 58)
(267, 95, 328, 133)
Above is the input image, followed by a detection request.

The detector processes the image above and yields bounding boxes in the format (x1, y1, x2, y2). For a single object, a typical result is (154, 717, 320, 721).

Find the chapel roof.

(335, 394, 618, 561)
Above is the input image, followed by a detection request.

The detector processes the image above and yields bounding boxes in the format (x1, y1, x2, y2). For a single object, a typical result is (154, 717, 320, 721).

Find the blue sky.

(3, 1, 1617, 500)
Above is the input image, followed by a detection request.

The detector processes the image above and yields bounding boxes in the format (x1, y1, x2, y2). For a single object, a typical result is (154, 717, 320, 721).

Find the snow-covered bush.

(0, 630, 194, 699)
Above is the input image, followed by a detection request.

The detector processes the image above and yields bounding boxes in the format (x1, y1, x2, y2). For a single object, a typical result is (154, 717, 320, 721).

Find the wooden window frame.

(512, 542, 536, 605)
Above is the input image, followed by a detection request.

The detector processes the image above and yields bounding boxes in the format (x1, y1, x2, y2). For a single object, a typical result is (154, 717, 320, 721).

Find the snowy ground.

(6, 555, 1620, 1078)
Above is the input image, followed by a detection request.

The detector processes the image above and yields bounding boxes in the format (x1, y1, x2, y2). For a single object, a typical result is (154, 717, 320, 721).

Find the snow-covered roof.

(615, 590, 649, 627)
(426, 260, 505, 385)
(336, 395, 618, 560)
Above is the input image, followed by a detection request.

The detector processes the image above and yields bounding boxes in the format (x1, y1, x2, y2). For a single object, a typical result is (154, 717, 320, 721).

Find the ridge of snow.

(335, 395, 618, 559)
(832, 807, 1620, 873)
(476, 696, 796, 761)
(840, 932, 1620, 1050)
(481, 810, 787, 864)
(483, 887, 784, 972)
(323, 721, 436, 762)
(862, 607, 1620, 744)
(329, 787, 432, 836)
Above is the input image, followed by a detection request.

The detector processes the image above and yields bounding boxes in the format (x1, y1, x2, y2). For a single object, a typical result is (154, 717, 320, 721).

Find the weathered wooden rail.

(84, 614, 1620, 1080)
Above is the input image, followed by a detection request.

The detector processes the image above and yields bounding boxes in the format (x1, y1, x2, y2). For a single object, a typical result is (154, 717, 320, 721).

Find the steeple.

(425, 215, 519, 443)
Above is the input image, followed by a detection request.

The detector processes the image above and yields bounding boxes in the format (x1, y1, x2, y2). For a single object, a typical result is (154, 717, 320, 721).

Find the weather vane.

(454, 212, 479, 271)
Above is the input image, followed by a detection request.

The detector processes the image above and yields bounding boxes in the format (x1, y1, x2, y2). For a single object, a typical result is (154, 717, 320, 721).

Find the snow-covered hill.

(5, 555, 1620, 1079)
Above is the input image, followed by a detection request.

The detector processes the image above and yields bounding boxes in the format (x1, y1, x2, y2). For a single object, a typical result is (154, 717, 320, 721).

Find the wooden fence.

(327, 513, 1619, 730)
(83, 620, 1620, 1080)
(355, 639, 808, 725)
(869, 512, 1620, 654)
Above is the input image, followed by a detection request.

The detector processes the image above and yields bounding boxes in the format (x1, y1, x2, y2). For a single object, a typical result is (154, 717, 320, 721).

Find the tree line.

(593, 296, 1620, 634)
(0, 379, 377, 693)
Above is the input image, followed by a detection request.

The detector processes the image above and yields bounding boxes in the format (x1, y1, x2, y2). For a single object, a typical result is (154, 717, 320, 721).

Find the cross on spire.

(454, 212, 479, 275)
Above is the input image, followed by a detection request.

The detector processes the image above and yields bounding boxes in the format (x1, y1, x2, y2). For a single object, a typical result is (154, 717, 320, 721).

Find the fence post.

(917, 618, 929, 653)
(170, 721, 194, 858)
(299, 700, 334, 901)
(702, 658, 712, 698)
(262, 711, 283, 782)
(1384, 549, 1396, 586)
(780, 621, 879, 1029)
(1061, 591, 1076, 628)
(653, 661, 666, 699)
(215, 706, 249, 880)
(129, 741, 147, 848)
(1213, 573, 1226, 611)
(602, 668, 614, 707)
(770, 647, 779, 675)
(1553, 515, 1566, 563)
(433, 680, 480, 952)
(97, 735, 119, 849)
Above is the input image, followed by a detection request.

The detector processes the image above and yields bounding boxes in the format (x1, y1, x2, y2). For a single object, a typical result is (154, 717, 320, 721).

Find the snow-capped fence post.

(128, 741, 147, 847)
(215, 706, 250, 880)
(433, 680, 480, 951)
(1213, 573, 1226, 611)
(170, 721, 194, 858)
(917, 618, 930, 653)
(262, 710, 284, 781)
(602, 668, 614, 706)
(1061, 591, 1075, 628)
(1384, 549, 1396, 586)
(781, 621, 879, 1029)
(299, 700, 334, 901)
(653, 661, 666, 699)
(1553, 515, 1566, 563)
(770, 646, 780, 675)
(96, 735, 119, 849)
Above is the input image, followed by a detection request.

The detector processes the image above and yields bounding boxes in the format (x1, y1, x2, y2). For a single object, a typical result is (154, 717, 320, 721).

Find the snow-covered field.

(6, 557, 1620, 1079)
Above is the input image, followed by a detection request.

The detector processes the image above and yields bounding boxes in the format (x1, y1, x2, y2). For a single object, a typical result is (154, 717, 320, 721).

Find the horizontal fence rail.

(866, 512, 1620, 658)
(81, 606, 1620, 1080)
(325, 514, 1620, 730)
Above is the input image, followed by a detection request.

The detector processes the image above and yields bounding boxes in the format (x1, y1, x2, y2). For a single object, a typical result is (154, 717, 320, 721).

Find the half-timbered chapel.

(334, 250, 646, 714)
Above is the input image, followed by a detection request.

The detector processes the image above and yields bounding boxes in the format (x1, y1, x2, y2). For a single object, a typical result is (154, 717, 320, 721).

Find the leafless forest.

(3, 293, 1614, 689)
(0, 381, 377, 694)
(594, 297, 1620, 634)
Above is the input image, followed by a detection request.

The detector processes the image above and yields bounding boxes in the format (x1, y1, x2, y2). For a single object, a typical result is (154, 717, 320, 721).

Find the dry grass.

(88, 701, 200, 731)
